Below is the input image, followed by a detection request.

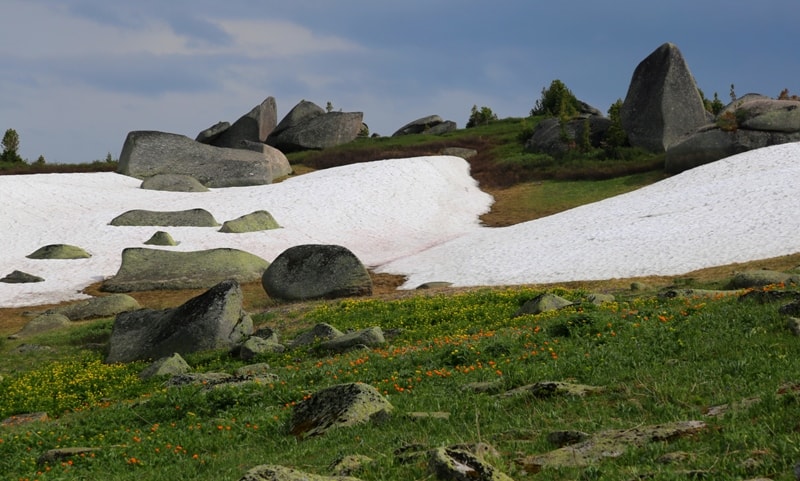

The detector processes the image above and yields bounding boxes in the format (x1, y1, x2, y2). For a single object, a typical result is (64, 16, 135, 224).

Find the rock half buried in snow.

(0, 270, 44, 283)
(26, 244, 91, 259)
(289, 382, 392, 438)
(109, 208, 219, 227)
(102, 247, 269, 292)
(106, 279, 253, 363)
(144, 231, 179, 246)
(219, 210, 280, 233)
(262, 244, 372, 301)
(140, 174, 209, 192)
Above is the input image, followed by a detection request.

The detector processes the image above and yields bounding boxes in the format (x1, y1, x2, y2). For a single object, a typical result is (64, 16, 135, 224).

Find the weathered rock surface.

(140, 174, 209, 192)
(26, 244, 91, 259)
(102, 247, 269, 292)
(525, 115, 611, 157)
(139, 352, 192, 379)
(0, 270, 44, 283)
(234, 141, 293, 179)
(318, 327, 385, 353)
(9, 313, 71, 339)
(392, 115, 450, 136)
(267, 110, 364, 152)
(234, 336, 285, 360)
(143, 231, 179, 246)
(207, 96, 278, 148)
(109, 208, 219, 227)
(289, 382, 393, 437)
(195, 121, 230, 144)
(269, 100, 325, 139)
(118, 130, 279, 187)
(729, 269, 799, 289)
(513, 293, 573, 316)
(239, 465, 362, 481)
(106, 279, 253, 363)
(219, 210, 280, 233)
(45, 294, 141, 321)
(620, 42, 708, 152)
(428, 446, 513, 481)
(288, 323, 344, 349)
(502, 381, 604, 399)
(262, 244, 372, 301)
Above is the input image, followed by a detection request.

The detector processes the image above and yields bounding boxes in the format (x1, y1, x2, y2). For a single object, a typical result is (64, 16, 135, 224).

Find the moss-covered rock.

(26, 244, 91, 259)
(219, 210, 280, 233)
(289, 382, 393, 438)
(109, 208, 219, 227)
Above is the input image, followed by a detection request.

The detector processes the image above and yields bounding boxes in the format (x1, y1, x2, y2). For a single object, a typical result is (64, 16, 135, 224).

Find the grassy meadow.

(2, 118, 800, 480)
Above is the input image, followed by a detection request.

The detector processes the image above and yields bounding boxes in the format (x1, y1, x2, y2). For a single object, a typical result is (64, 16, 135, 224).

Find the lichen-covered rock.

(45, 294, 141, 321)
(729, 269, 799, 289)
(234, 336, 285, 360)
(9, 313, 70, 339)
(26, 244, 91, 259)
(289, 382, 393, 437)
(392, 115, 444, 136)
(262, 244, 372, 301)
(318, 327, 385, 353)
(109, 208, 219, 227)
(219, 210, 280, 233)
(105, 279, 253, 363)
(428, 447, 513, 481)
(0, 270, 44, 283)
(144, 231, 178, 246)
(513, 293, 573, 316)
(139, 353, 192, 379)
(288, 323, 344, 349)
(102, 247, 269, 292)
(239, 464, 362, 481)
(502, 381, 603, 399)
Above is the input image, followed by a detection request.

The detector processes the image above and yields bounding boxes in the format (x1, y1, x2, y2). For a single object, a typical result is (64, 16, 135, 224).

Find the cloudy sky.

(1, 1, 797, 164)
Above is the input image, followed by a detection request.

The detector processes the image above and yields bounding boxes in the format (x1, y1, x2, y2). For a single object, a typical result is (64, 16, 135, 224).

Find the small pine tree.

(1, 128, 24, 163)
(603, 99, 629, 158)
(530, 80, 579, 120)
(34, 155, 46, 166)
(466, 105, 498, 128)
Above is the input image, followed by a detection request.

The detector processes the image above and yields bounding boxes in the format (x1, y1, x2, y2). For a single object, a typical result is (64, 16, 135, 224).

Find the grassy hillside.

(3, 120, 800, 480)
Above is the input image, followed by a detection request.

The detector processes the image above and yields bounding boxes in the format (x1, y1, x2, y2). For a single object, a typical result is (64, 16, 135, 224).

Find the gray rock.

(219, 210, 280, 233)
(428, 447, 513, 481)
(392, 115, 444, 136)
(45, 294, 141, 321)
(440, 147, 477, 160)
(424, 120, 457, 135)
(585, 293, 615, 305)
(210, 96, 278, 148)
(289, 382, 393, 437)
(102, 247, 269, 292)
(118, 130, 278, 187)
(734, 98, 800, 132)
(267, 111, 364, 152)
(513, 293, 573, 316)
(140, 174, 209, 192)
(288, 323, 344, 349)
(139, 353, 192, 379)
(235, 141, 292, 179)
(729, 270, 799, 289)
(10, 313, 71, 339)
(195, 121, 230, 144)
(525, 116, 611, 157)
(144, 231, 179, 246)
(106, 279, 253, 363)
(319, 327, 385, 353)
(262, 244, 372, 301)
(665, 125, 800, 174)
(0, 270, 44, 283)
(269, 100, 326, 139)
(620, 42, 708, 151)
(239, 465, 362, 481)
(234, 336, 285, 360)
(234, 363, 273, 377)
(26, 244, 91, 259)
(109, 208, 219, 227)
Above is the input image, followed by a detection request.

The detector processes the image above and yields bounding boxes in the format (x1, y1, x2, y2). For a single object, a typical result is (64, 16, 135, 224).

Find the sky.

(0, 0, 798, 164)
(3, 143, 800, 308)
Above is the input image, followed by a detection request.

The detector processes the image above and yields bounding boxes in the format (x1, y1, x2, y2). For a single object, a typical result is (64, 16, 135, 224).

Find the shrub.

(466, 105, 498, 128)
(1, 128, 24, 163)
(530, 79, 579, 119)
(603, 99, 629, 158)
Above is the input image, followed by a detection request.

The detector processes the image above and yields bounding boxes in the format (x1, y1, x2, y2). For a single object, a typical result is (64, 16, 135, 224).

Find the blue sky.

(1, 0, 797, 164)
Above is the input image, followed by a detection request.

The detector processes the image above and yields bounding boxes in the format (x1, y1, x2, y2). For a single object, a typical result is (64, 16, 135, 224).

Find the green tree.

(1, 128, 24, 163)
(530, 79, 579, 119)
(603, 99, 629, 158)
(466, 105, 498, 128)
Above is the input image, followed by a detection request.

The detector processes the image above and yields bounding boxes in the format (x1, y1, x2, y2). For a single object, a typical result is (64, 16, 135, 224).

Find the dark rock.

(267, 111, 364, 152)
(0, 270, 44, 283)
(424, 120, 457, 135)
(139, 353, 192, 379)
(262, 244, 372, 301)
(26, 244, 91, 259)
(140, 174, 209, 192)
(106, 279, 253, 363)
(289, 382, 393, 437)
(620, 42, 708, 151)
(102, 247, 269, 292)
(219, 210, 280, 233)
(210, 96, 278, 148)
(118, 130, 278, 187)
(428, 446, 512, 481)
(288, 323, 344, 349)
(416, 281, 453, 289)
(38, 447, 101, 466)
(525, 116, 611, 157)
(195, 121, 230, 144)
(45, 294, 141, 320)
(109, 208, 219, 227)
(392, 115, 444, 136)
(269, 100, 326, 139)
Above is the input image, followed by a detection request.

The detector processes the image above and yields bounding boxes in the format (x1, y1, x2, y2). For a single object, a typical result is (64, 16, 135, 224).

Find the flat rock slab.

(109, 208, 219, 227)
(101, 247, 269, 292)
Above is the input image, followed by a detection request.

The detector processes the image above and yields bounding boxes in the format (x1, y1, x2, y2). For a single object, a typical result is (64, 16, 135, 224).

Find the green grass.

(2, 285, 800, 480)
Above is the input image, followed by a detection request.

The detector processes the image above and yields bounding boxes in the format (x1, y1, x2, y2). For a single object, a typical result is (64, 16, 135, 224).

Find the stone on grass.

(9, 313, 70, 339)
(219, 210, 280, 233)
(318, 327, 385, 353)
(234, 336, 285, 361)
(105, 279, 253, 363)
(239, 464, 362, 481)
(0, 270, 44, 283)
(428, 447, 513, 481)
(102, 247, 269, 292)
(26, 244, 91, 259)
(289, 382, 393, 438)
(729, 269, 799, 289)
(502, 381, 604, 399)
(513, 293, 573, 316)
(46, 294, 141, 321)
(288, 323, 344, 349)
(262, 244, 372, 301)
(139, 353, 192, 380)
(109, 208, 219, 227)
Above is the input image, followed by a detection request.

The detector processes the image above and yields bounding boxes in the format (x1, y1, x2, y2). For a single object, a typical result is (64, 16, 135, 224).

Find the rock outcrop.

(106, 279, 253, 363)
(140, 174, 209, 192)
(392, 115, 457, 136)
(620, 42, 708, 152)
(289, 382, 393, 437)
(202, 96, 278, 148)
(117, 130, 284, 187)
(102, 247, 269, 292)
(262, 244, 372, 301)
(266, 100, 363, 152)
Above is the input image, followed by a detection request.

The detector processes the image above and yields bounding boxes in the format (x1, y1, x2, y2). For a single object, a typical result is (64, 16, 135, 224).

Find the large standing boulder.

(106, 279, 253, 363)
(206, 96, 278, 148)
(117, 131, 279, 187)
(262, 244, 372, 301)
(620, 42, 708, 152)
(267, 110, 364, 152)
(289, 382, 393, 437)
(102, 247, 270, 292)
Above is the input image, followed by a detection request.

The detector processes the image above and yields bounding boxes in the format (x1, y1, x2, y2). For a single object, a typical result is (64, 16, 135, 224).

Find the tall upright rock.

(620, 43, 709, 152)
